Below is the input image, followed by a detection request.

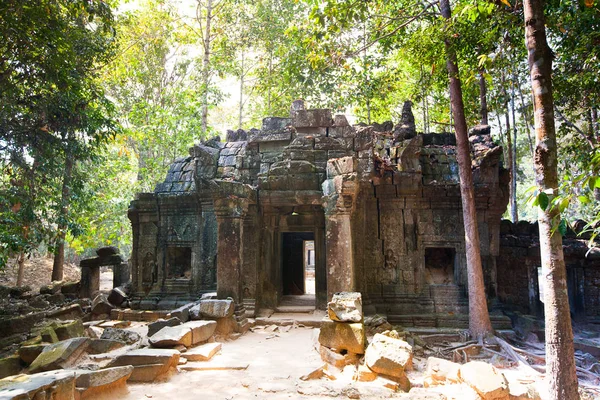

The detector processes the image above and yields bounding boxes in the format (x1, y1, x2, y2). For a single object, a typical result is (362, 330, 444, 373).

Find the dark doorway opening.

(282, 232, 314, 295)
(425, 247, 455, 285)
(166, 247, 192, 279)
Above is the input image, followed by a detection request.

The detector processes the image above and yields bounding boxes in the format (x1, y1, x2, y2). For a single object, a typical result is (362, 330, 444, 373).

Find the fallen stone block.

(318, 319, 365, 354)
(149, 325, 193, 348)
(148, 317, 182, 337)
(215, 316, 238, 335)
(328, 292, 363, 323)
(424, 356, 460, 386)
(459, 361, 509, 400)
(107, 287, 127, 307)
(40, 281, 63, 295)
(18, 344, 47, 365)
(28, 337, 90, 373)
(74, 365, 133, 399)
(184, 343, 221, 361)
(357, 364, 377, 382)
(55, 320, 85, 341)
(87, 339, 126, 354)
(0, 355, 22, 379)
(47, 304, 84, 321)
(60, 281, 80, 295)
(183, 320, 217, 344)
(128, 363, 172, 382)
(97, 320, 131, 329)
(100, 328, 141, 345)
(365, 333, 413, 379)
(0, 370, 76, 400)
(198, 299, 235, 319)
(91, 294, 114, 316)
(108, 348, 180, 369)
(319, 345, 346, 369)
(40, 326, 59, 344)
(0, 312, 45, 339)
(169, 303, 196, 322)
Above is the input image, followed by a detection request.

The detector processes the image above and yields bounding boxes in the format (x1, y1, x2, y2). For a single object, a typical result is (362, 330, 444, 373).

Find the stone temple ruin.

(127, 100, 514, 328)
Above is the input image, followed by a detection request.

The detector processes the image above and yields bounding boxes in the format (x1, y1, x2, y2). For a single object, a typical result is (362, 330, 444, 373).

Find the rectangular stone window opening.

(166, 246, 192, 280)
(424, 247, 456, 285)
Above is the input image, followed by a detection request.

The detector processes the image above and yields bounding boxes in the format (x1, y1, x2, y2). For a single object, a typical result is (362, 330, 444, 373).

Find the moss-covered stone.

(0, 354, 22, 379)
(55, 320, 85, 341)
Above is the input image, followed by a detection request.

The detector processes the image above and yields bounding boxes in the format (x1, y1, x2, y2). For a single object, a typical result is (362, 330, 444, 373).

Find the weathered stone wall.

(129, 100, 510, 328)
(497, 220, 600, 321)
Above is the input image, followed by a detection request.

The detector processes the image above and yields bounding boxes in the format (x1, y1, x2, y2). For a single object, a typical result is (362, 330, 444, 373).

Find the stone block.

(87, 339, 126, 354)
(326, 157, 356, 178)
(107, 287, 127, 307)
(91, 294, 114, 315)
(327, 292, 362, 323)
(148, 317, 182, 337)
(262, 117, 292, 131)
(28, 337, 90, 373)
(215, 317, 238, 336)
(19, 344, 47, 365)
(47, 304, 84, 321)
(364, 333, 413, 379)
(197, 299, 235, 319)
(96, 246, 119, 257)
(149, 325, 193, 348)
(318, 345, 345, 369)
(357, 364, 377, 382)
(100, 328, 141, 345)
(0, 354, 22, 379)
(55, 320, 85, 341)
(60, 281, 80, 295)
(459, 361, 509, 400)
(318, 319, 365, 354)
(74, 365, 133, 399)
(0, 370, 76, 400)
(184, 320, 217, 344)
(424, 357, 460, 386)
(109, 349, 180, 382)
(184, 343, 221, 361)
(292, 109, 333, 128)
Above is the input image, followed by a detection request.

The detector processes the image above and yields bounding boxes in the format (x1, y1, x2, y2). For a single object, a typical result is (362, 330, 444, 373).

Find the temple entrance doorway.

(279, 232, 315, 310)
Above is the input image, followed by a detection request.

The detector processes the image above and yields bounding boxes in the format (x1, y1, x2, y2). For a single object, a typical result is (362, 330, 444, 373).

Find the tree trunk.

(523, 1, 579, 399)
(503, 74, 518, 223)
(479, 68, 488, 125)
(238, 51, 244, 130)
(510, 77, 519, 222)
(440, 0, 493, 339)
(200, 0, 213, 136)
(52, 156, 74, 282)
(16, 252, 25, 287)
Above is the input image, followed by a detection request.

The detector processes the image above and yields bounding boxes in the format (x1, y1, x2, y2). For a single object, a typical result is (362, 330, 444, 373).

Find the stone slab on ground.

(184, 343, 222, 361)
(100, 328, 141, 345)
(148, 317, 182, 337)
(183, 320, 217, 344)
(178, 361, 249, 371)
(28, 337, 90, 373)
(459, 361, 509, 400)
(364, 333, 413, 379)
(108, 348, 180, 369)
(19, 344, 47, 365)
(0, 355, 21, 379)
(0, 371, 75, 400)
(318, 319, 365, 354)
(149, 325, 193, 348)
(197, 299, 235, 318)
(55, 320, 86, 341)
(127, 363, 171, 382)
(424, 357, 460, 386)
(87, 338, 126, 354)
(97, 320, 131, 329)
(327, 292, 362, 323)
(74, 365, 133, 398)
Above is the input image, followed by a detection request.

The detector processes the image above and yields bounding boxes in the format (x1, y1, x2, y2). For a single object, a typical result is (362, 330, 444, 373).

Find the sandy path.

(122, 326, 329, 400)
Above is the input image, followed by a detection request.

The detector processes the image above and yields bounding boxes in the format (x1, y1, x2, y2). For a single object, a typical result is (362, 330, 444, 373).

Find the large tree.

(0, 0, 117, 278)
(523, 0, 579, 398)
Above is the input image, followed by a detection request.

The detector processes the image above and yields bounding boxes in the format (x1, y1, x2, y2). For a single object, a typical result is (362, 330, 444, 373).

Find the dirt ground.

(0, 256, 80, 293)
(115, 326, 557, 400)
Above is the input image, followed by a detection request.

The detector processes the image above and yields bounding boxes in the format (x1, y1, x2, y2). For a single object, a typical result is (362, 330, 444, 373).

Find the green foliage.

(0, 0, 118, 267)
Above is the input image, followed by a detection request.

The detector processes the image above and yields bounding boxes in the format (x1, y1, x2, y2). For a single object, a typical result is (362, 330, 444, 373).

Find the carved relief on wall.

(382, 248, 399, 284)
(142, 251, 157, 287)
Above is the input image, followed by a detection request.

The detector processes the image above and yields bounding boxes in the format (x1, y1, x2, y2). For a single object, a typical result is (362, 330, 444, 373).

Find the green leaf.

(538, 192, 549, 210)
(579, 195, 591, 204)
(558, 219, 568, 237)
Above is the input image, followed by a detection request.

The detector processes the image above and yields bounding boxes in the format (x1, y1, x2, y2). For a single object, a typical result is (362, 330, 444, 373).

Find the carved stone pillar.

(213, 197, 250, 304)
(322, 157, 359, 300)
